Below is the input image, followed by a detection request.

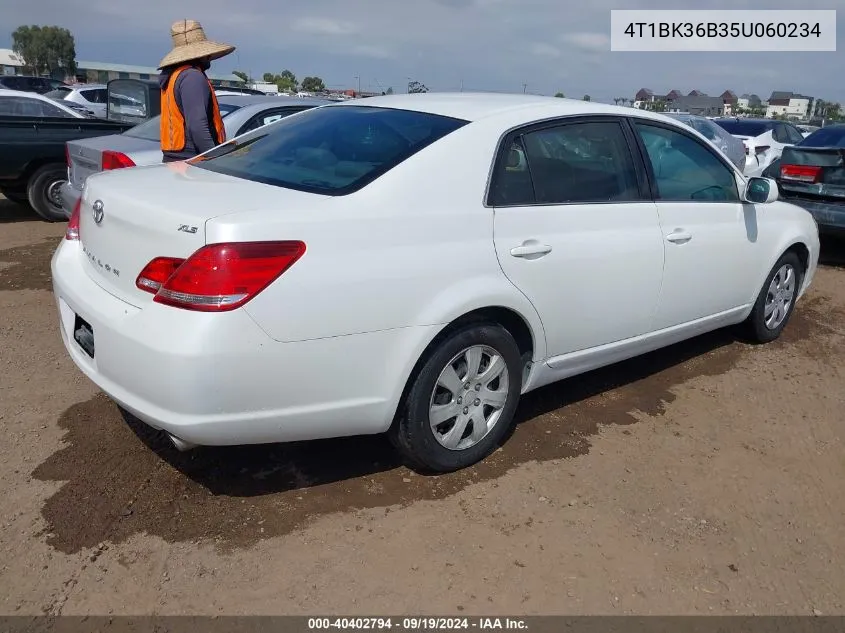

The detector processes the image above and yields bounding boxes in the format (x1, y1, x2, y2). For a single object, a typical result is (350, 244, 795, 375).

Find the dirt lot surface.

(1, 195, 844, 616)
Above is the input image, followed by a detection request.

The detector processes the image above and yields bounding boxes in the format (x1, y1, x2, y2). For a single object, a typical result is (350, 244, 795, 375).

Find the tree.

(554, 92, 565, 98)
(827, 102, 842, 120)
(386, 87, 394, 95)
(262, 72, 275, 83)
(582, 94, 591, 101)
(232, 70, 249, 83)
(275, 70, 298, 92)
(407, 80, 428, 93)
(12, 25, 76, 76)
(300, 76, 326, 92)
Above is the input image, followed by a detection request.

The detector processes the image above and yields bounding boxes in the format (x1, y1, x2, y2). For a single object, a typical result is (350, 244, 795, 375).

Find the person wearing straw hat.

(157, 19, 236, 162)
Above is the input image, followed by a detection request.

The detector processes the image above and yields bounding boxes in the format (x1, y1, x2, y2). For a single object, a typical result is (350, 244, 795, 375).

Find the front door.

(490, 117, 665, 359)
(632, 119, 761, 330)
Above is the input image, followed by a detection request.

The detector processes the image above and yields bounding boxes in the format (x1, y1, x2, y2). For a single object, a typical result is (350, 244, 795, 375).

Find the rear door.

(632, 119, 761, 328)
(490, 116, 665, 359)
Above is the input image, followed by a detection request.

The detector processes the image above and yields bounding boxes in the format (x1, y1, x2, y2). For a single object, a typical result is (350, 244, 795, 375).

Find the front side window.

(635, 122, 739, 202)
(194, 105, 468, 195)
(81, 88, 107, 104)
(784, 124, 805, 144)
(489, 120, 641, 206)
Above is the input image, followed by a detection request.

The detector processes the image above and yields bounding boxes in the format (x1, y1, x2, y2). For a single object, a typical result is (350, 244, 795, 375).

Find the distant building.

(0, 51, 243, 86)
(737, 93, 763, 109)
(665, 95, 728, 117)
(765, 91, 812, 119)
(688, 89, 706, 96)
(74, 60, 243, 87)
(0, 48, 24, 76)
(249, 81, 279, 94)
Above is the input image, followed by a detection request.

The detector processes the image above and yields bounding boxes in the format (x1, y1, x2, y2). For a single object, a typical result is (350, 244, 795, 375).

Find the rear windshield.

(799, 126, 845, 147)
(713, 120, 771, 136)
(193, 105, 468, 195)
(122, 103, 242, 141)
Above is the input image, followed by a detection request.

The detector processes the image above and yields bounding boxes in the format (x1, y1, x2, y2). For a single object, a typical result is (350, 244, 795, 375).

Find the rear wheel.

(27, 164, 68, 222)
(743, 250, 804, 343)
(390, 323, 523, 473)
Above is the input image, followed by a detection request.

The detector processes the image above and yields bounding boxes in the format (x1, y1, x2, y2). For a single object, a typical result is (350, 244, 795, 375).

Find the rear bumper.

(51, 239, 439, 446)
(780, 194, 845, 232)
(60, 181, 81, 219)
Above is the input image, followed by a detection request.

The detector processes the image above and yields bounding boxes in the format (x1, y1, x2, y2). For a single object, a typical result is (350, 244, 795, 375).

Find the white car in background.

(713, 117, 806, 177)
(45, 83, 109, 119)
(52, 94, 819, 473)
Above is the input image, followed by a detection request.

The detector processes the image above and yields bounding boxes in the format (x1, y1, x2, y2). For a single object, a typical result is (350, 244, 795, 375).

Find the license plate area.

(73, 314, 95, 358)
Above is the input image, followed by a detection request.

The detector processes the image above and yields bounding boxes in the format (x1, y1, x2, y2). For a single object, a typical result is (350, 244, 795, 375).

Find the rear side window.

(236, 107, 311, 135)
(800, 126, 845, 147)
(80, 88, 107, 103)
(488, 120, 641, 206)
(713, 119, 770, 137)
(0, 95, 74, 117)
(194, 105, 468, 195)
(123, 103, 242, 141)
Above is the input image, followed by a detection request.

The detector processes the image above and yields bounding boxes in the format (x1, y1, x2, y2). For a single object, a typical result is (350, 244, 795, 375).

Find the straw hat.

(158, 19, 235, 69)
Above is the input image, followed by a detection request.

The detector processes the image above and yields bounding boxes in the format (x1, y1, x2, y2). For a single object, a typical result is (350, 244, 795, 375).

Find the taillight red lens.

(136, 257, 186, 293)
(65, 199, 81, 240)
(146, 241, 306, 312)
(780, 164, 822, 183)
(101, 150, 136, 170)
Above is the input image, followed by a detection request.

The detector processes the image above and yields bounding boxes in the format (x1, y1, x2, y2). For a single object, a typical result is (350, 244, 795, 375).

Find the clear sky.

(3, 0, 843, 102)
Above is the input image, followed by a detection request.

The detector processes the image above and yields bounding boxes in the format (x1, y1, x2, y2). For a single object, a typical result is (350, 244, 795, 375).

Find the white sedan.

(52, 94, 820, 473)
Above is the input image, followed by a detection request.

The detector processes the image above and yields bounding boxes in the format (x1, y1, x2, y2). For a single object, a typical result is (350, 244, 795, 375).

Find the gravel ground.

(1, 195, 844, 615)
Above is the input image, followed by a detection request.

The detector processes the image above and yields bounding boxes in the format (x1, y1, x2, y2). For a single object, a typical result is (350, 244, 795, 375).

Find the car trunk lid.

(77, 163, 327, 307)
(778, 146, 845, 200)
(66, 134, 159, 191)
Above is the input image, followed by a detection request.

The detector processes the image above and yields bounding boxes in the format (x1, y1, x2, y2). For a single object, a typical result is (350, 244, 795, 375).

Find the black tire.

(390, 323, 523, 473)
(26, 164, 68, 222)
(743, 250, 804, 343)
(0, 189, 29, 205)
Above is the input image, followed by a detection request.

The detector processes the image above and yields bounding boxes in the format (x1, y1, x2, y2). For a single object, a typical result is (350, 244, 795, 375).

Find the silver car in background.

(61, 94, 332, 218)
(665, 113, 746, 171)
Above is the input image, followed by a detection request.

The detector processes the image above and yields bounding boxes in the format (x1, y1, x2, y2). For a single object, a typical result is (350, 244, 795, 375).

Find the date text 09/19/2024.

(307, 618, 528, 630)
(623, 21, 822, 39)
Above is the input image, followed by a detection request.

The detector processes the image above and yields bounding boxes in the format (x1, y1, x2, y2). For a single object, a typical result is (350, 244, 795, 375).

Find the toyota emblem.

(92, 200, 104, 224)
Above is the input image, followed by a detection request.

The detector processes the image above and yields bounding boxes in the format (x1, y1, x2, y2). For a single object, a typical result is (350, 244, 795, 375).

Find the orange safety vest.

(160, 64, 226, 153)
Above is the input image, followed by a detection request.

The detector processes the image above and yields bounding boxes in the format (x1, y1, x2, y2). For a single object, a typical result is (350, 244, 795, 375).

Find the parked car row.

(52, 93, 820, 473)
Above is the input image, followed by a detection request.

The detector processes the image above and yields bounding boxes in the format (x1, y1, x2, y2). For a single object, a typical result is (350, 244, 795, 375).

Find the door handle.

(665, 230, 692, 244)
(510, 242, 552, 258)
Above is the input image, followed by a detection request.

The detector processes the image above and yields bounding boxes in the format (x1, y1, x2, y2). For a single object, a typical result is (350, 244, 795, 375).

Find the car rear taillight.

(139, 241, 306, 312)
(101, 150, 136, 171)
(136, 257, 186, 293)
(65, 199, 81, 240)
(780, 164, 822, 183)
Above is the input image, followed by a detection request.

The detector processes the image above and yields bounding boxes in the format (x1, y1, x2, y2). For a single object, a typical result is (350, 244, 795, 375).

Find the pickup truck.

(0, 114, 132, 221)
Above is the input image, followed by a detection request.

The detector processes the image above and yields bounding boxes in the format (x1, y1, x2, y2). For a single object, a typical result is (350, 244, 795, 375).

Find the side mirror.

(744, 177, 778, 204)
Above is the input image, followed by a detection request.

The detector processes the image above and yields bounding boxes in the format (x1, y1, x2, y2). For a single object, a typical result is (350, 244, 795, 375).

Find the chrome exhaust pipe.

(167, 433, 197, 452)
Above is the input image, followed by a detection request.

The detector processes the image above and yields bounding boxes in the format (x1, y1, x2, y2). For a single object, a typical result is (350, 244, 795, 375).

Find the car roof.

(217, 94, 333, 107)
(715, 117, 776, 125)
(328, 92, 675, 124)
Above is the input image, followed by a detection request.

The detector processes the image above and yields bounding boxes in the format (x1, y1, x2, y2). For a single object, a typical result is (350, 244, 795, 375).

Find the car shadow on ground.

(0, 198, 35, 224)
(118, 325, 742, 497)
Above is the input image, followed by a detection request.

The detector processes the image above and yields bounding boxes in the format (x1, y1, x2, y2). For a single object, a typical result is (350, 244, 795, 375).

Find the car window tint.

(635, 122, 739, 202)
(785, 125, 804, 144)
(237, 107, 308, 135)
(81, 88, 107, 103)
(491, 120, 640, 205)
(195, 105, 468, 195)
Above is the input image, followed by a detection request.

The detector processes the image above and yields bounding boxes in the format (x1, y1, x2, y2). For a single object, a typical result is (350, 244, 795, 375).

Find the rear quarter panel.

(206, 119, 547, 358)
